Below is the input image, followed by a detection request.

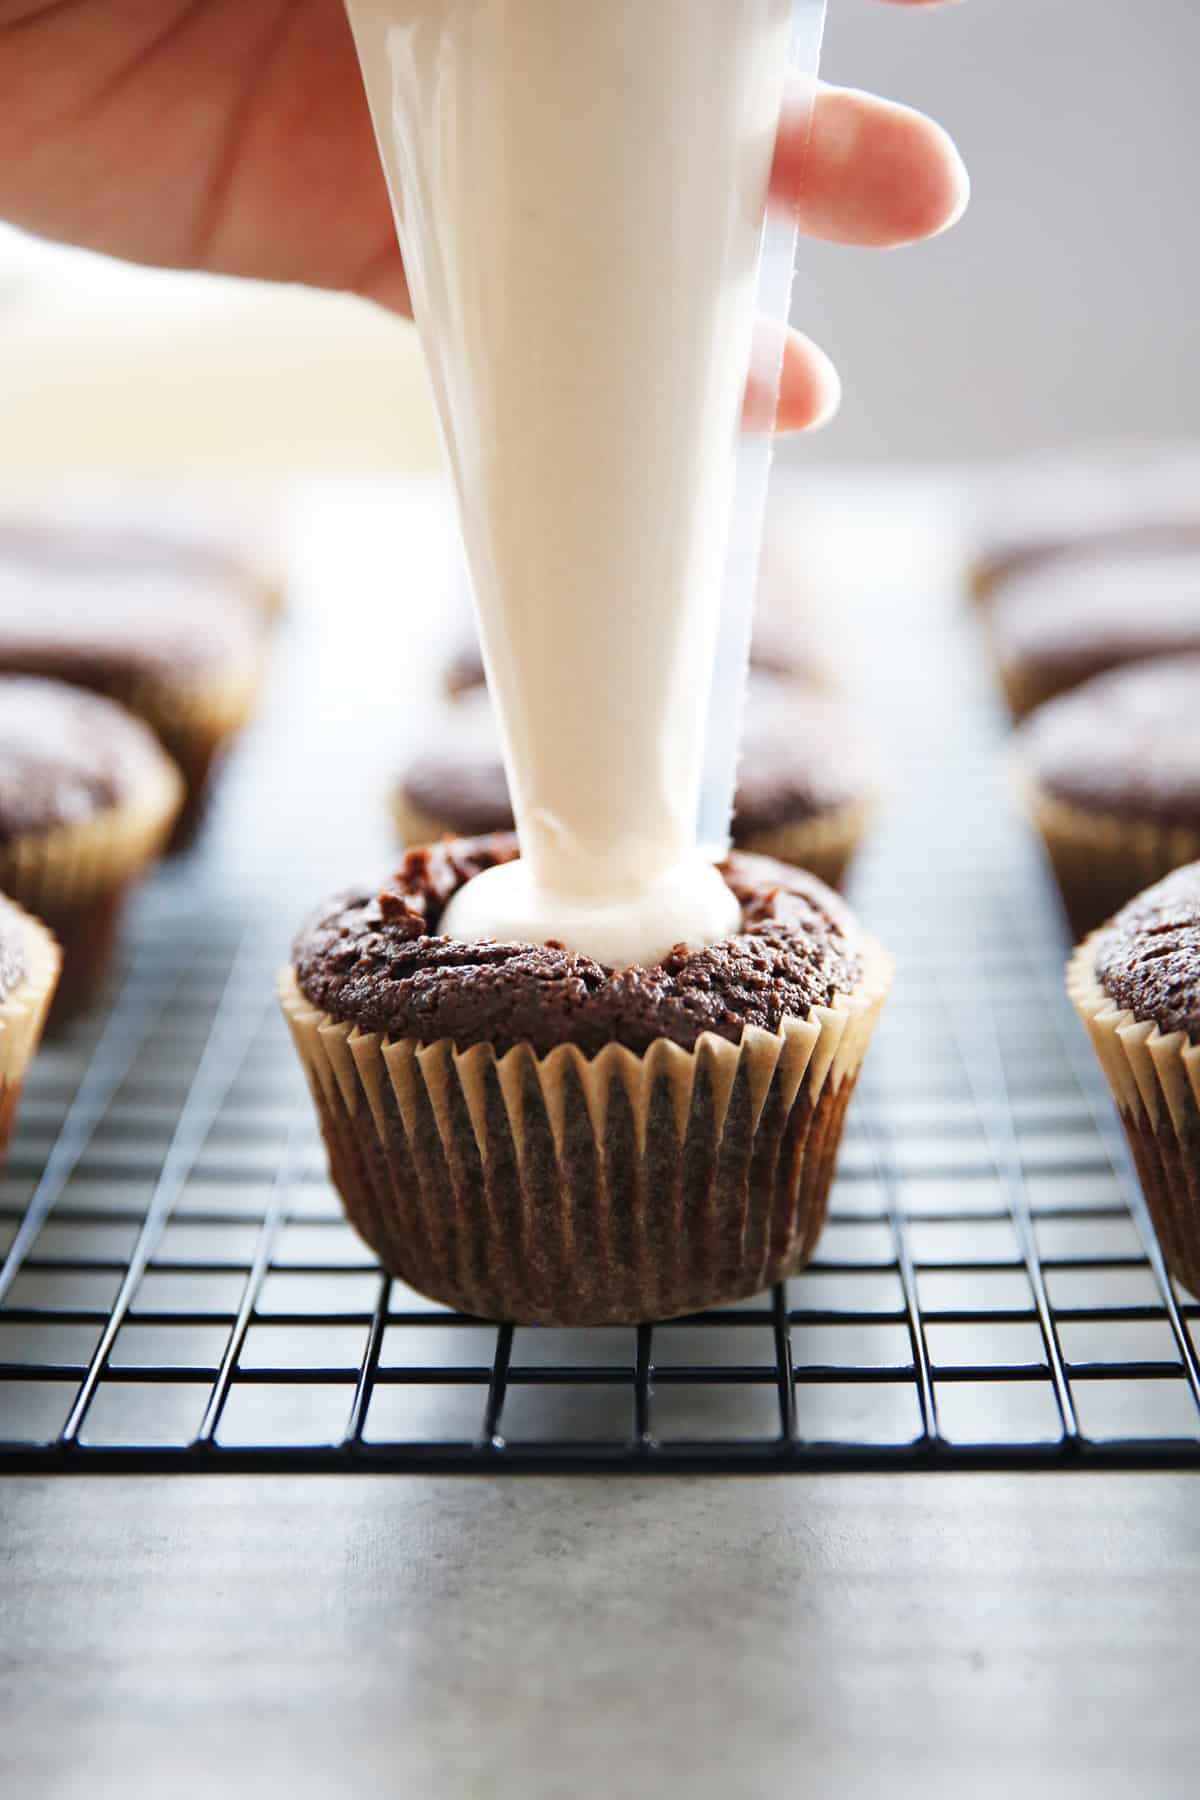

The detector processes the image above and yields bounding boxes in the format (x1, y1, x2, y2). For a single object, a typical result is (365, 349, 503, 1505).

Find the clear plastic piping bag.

(347, 0, 828, 901)
(698, 0, 828, 854)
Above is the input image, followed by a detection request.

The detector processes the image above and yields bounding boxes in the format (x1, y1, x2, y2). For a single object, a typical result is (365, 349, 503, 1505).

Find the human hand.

(0, 0, 967, 432)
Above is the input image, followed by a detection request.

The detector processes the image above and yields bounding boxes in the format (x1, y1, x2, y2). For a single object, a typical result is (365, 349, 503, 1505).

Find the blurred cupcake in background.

(1068, 861, 1200, 1301)
(0, 514, 272, 845)
(989, 544, 1200, 720)
(395, 678, 878, 893)
(966, 445, 1200, 605)
(0, 677, 181, 1020)
(0, 486, 285, 627)
(1016, 656, 1200, 937)
(0, 894, 59, 1164)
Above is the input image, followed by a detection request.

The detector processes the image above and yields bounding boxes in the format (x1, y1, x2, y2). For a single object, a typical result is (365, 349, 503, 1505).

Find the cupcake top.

(968, 444, 1200, 601)
(975, 522, 1200, 606)
(1018, 655, 1200, 825)
(992, 546, 1200, 696)
(294, 835, 865, 1057)
(0, 521, 263, 691)
(1093, 862, 1200, 1043)
(0, 894, 29, 1003)
(402, 682, 874, 842)
(0, 676, 174, 844)
(0, 491, 280, 622)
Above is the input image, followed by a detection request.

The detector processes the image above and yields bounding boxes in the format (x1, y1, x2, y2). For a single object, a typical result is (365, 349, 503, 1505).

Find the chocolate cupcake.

(395, 683, 877, 891)
(1068, 862, 1200, 1299)
(967, 445, 1200, 604)
(989, 545, 1200, 720)
(1016, 657, 1200, 937)
(0, 677, 182, 1018)
(0, 895, 60, 1164)
(280, 836, 891, 1325)
(0, 498, 284, 627)
(973, 522, 1200, 609)
(0, 520, 268, 843)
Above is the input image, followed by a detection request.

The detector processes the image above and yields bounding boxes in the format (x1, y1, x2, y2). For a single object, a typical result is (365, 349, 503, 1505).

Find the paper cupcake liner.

(0, 759, 182, 1020)
(393, 793, 873, 895)
(96, 656, 263, 850)
(0, 903, 61, 1164)
(279, 939, 891, 1326)
(1068, 941, 1200, 1300)
(1018, 769, 1200, 939)
(737, 800, 875, 893)
(391, 791, 484, 853)
(992, 651, 1064, 723)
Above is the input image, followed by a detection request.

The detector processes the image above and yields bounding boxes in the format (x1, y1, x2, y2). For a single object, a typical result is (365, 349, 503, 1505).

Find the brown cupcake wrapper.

(982, 600, 1055, 720)
(279, 939, 892, 1326)
(994, 654, 1069, 723)
(393, 793, 874, 895)
(0, 904, 61, 1163)
(99, 657, 264, 848)
(391, 792, 488, 853)
(120, 654, 263, 752)
(1067, 941, 1200, 1299)
(1016, 764, 1200, 939)
(0, 761, 181, 1018)
(0, 760, 183, 912)
(736, 799, 875, 893)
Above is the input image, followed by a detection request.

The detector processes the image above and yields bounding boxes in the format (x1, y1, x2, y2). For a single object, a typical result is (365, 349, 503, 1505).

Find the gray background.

(3, 0, 1195, 476)
(798, 0, 1198, 462)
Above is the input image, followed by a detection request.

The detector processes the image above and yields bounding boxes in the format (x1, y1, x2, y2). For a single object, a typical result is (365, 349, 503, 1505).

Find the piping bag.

(346, 0, 828, 961)
(699, 0, 828, 855)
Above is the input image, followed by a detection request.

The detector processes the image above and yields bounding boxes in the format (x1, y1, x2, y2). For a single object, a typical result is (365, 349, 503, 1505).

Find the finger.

(743, 327, 841, 435)
(772, 83, 969, 248)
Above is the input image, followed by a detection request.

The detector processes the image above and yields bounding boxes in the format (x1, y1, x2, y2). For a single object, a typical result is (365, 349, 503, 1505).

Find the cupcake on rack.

(1015, 655, 1200, 937)
(280, 836, 890, 1326)
(0, 490, 285, 627)
(0, 894, 60, 1165)
(0, 517, 270, 845)
(395, 678, 877, 892)
(988, 544, 1200, 720)
(966, 445, 1200, 605)
(1068, 861, 1200, 1300)
(0, 677, 182, 1019)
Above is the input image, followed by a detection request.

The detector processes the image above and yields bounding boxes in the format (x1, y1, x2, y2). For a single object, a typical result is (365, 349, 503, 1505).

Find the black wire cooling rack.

(1, 523, 1198, 1472)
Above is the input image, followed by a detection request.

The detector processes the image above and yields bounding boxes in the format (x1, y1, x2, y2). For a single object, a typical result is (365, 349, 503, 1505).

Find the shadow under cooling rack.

(1, 594, 1200, 1471)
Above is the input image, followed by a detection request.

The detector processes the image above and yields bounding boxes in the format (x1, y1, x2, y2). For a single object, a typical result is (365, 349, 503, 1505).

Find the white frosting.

(347, 0, 789, 965)
(440, 854, 739, 973)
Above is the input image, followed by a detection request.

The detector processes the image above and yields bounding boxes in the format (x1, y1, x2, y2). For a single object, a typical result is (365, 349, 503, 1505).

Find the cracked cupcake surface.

(1092, 863, 1200, 1043)
(293, 834, 864, 1058)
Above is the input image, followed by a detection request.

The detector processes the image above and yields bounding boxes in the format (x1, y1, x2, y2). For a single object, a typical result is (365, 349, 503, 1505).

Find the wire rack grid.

(1, 517, 1198, 1473)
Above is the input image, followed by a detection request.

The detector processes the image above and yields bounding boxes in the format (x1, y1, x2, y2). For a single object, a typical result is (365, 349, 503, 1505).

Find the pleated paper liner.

(737, 800, 875, 894)
(279, 939, 892, 1326)
(392, 794, 874, 895)
(1017, 766, 1200, 939)
(984, 606, 1061, 721)
(0, 758, 182, 1021)
(0, 904, 61, 1164)
(1067, 941, 1200, 1301)
(391, 792, 501, 859)
(110, 657, 264, 850)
